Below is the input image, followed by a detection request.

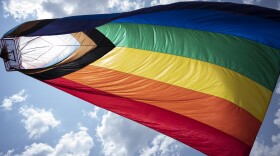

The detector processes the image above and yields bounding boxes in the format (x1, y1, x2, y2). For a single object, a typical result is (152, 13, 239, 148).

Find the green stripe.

(97, 23, 280, 91)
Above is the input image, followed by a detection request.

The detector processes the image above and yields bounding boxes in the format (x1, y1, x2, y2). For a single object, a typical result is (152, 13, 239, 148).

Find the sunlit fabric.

(18, 34, 80, 69)
(1, 2, 280, 156)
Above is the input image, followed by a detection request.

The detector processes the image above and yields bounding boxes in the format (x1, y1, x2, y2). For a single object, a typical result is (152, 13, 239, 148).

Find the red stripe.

(44, 77, 251, 156)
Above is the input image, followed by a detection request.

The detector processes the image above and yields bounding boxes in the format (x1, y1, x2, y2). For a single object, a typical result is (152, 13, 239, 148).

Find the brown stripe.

(4, 19, 56, 37)
(63, 65, 261, 146)
(60, 32, 97, 64)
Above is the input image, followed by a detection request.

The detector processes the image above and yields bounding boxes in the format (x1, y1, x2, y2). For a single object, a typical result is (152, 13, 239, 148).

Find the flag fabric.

(2, 2, 280, 155)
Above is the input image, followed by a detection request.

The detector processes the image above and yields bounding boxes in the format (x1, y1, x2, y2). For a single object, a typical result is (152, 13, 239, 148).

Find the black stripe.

(25, 29, 115, 80)
(121, 2, 280, 23)
(3, 19, 56, 37)
(19, 19, 57, 36)
(4, 2, 280, 38)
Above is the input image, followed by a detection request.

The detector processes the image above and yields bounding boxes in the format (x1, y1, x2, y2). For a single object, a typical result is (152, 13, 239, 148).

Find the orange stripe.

(45, 77, 251, 155)
(63, 65, 261, 146)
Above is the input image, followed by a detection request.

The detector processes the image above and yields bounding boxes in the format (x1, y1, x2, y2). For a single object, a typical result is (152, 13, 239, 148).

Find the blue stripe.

(112, 9, 280, 50)
(30, 13, 121, 36)
(5, 2, 280, 39)
(27, 6, 280, 50)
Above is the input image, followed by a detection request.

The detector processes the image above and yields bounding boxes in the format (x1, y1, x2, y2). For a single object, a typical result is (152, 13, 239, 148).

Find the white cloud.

(84, 106, 100, 120)
(96, 112, 157, 156)
(2, 0, 145, 20)
(52, 127, 94, 156)
(250, 134, 280, 156)
(19, 106, 60, 139)
(150, 0, 230, 6)
(2, 98, 12, 110)
(2, 0, 53, 20)
(140, 134, 185, 156)
(1, 89, 27, 111)
(250, 139, 271, 156)
(250, 107, 280, 156)
(108, 0, 144, 12)
(96, 112, 186, 156)
(274, 109, 280, 128)
(276, 83, 280, 94)
(20, 143, 54, 156)
(151, 0, 195, 6)
(242, 0, 262, 4)
(9, 127, 93, 156)
(3, 149, 15, 156)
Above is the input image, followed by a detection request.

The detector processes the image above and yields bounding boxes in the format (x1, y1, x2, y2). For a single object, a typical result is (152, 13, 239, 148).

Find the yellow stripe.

(91, 47, 272, 121)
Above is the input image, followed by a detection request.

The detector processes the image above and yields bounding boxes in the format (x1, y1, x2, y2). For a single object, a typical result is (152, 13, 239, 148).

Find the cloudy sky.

(0, 0, 280, 156)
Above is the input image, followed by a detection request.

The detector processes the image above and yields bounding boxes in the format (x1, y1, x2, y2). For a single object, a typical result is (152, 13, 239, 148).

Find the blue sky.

(0, 0, 280, 156)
